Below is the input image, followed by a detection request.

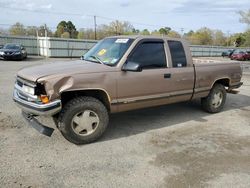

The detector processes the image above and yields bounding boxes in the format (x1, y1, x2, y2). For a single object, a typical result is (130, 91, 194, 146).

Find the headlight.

(14, 51, 21, 55)
(22, 85, 35, 95)
(0, 51, 4, 55)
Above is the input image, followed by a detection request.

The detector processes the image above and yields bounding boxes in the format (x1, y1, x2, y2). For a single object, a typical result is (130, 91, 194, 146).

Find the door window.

(128, 42, 166, 69)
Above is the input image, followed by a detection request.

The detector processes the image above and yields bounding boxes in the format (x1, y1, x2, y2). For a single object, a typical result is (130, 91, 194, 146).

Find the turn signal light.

(40, 95, 49, 104)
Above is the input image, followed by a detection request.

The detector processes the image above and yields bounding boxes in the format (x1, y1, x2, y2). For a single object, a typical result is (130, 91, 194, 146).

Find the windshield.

(3, 44, 20, 50)
(83, 38, 134, 66)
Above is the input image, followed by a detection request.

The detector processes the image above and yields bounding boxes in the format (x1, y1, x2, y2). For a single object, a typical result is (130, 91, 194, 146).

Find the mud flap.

(22, 111, 54, 137)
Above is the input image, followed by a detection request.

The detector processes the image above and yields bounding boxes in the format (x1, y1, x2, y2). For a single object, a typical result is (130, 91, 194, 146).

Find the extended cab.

(13, 36, 243, 144)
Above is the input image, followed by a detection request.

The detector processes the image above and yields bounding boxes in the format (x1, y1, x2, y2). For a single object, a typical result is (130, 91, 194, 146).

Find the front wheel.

(58, 96, 109, 144)
(201, 84, 226, 113)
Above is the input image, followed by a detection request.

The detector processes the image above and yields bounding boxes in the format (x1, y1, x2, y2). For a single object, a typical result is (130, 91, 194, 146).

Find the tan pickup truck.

(13, 36, 243, 144)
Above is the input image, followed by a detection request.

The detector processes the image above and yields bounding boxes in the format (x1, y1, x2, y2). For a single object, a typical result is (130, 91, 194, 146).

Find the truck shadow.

(100, 93, 250, 142)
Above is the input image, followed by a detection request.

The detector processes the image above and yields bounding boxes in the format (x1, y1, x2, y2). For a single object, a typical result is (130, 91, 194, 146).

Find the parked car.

(221, 49, 235, 58)
(230, 49, 250, 61)
(0, 43, 27, 60)
(13, 36, 243, 144)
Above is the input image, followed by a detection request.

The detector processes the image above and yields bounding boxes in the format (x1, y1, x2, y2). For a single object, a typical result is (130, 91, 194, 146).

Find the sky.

(0, 0, 249, 34)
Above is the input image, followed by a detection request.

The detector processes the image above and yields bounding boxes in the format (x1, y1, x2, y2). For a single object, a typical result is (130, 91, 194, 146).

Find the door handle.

(164, 73, 171, 79)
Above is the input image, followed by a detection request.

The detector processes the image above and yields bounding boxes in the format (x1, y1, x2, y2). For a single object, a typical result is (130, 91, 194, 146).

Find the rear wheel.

(58, 96, 109, 144)
(201, 84, 226, 113)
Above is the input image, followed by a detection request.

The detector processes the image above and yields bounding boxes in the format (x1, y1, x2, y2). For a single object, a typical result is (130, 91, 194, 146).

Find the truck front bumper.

(13, 88, 61, 116)
(13, 87, 62, 137)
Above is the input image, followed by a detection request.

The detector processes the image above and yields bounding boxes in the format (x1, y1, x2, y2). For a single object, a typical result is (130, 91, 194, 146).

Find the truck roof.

(106, 35, 187, 42)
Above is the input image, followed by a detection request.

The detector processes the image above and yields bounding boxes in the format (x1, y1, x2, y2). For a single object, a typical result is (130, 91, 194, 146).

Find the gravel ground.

(0, 57, 250, 188)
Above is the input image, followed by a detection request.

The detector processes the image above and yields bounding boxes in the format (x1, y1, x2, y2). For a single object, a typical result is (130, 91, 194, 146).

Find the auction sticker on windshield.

(115, 39, 129, 43)
(98, 49, 107, 56)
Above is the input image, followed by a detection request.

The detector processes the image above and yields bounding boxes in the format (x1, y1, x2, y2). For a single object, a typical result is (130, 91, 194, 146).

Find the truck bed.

(192, 58, 242, 99)
(193, 57, 240, 64)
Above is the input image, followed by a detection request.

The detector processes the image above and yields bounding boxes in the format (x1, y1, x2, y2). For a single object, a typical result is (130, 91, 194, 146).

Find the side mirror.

(122, 61, 142, 72)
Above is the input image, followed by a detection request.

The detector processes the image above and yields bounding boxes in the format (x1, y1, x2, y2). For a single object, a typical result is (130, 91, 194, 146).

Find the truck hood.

(17, 60, 116, 82)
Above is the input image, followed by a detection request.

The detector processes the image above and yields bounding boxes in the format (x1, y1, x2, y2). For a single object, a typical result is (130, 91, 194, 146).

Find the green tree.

(94, 21, 134, 39)
(26, 26, 37, 36)
(55, 21, 78, 38)
(81, 28, 96, 40)
(103, 20, 134, 35)
(213, 30, 226, 46)
(238, 9, 250, 26)
(188, 27, 213, 45)
(167, 31, 181, 38)
(9, 22, 26, 36)
(151, 30, 160, 36)
(184, 30, 194, 39)
(55, 21, 66, 37)
(0, 28, 8, 35)
(61, 32, 70, 38)
(77, 29, 85, 39)
(140, 29, 150, 35)
(67, 21, 78, 38)
(159, 27, 171, 35)
(38, 25, 53, 37)
(243, 29, 250, 46)
(132, 28, 140, 34)
(25, 25, 53, 37)
(229, 33, 245, 47)
(236, 9, 250, 46)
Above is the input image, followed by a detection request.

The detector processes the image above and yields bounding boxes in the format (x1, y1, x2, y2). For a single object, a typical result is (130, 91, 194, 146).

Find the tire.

(201, 84, 226, 113)
(58, 96, 109, 144)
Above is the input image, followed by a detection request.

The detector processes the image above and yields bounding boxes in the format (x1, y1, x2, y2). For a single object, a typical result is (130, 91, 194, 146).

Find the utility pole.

(44, 24, 48, 59)
(115, 20, 118, 35)
(180, 28, 184, 38)
(227, 30, 230, 47)
(94, 15, 97, 40)
(36, 29, 39, 56)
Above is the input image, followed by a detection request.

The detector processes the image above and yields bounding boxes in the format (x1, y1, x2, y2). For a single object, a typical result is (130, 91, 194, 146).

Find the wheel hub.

(212, 91, 223, 108)
(71, 110, 99, 136)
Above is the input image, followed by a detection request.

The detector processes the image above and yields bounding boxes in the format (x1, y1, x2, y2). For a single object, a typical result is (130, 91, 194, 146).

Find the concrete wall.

(0, 35, 248, 57)
(190, 45, 237, 57)
(0, 35, 38, 55)
(38, 37, 97, 57)
(0, 35, 97, 57)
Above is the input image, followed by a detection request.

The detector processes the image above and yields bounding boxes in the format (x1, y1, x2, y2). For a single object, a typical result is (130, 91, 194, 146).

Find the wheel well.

(214, 78, 230, 88)
(60, 90, 111, 111)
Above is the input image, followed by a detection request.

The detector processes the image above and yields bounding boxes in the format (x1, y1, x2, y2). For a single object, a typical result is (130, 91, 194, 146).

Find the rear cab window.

(168, 40, 187, 68)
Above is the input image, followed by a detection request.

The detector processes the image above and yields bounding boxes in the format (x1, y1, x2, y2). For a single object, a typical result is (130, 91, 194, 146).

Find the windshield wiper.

(89, 55, 104, 64)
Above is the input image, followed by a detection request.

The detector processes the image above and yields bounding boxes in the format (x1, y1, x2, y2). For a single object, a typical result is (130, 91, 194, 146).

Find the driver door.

(116, 39, 171, 112)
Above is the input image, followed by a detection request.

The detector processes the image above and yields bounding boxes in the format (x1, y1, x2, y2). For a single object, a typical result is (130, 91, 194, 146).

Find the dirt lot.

(0, 57, 250, 188)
